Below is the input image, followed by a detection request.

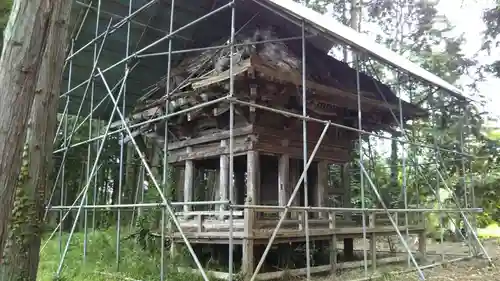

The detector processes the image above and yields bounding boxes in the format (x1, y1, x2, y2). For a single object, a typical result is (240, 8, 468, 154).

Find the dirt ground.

(318, 237, 500, 281)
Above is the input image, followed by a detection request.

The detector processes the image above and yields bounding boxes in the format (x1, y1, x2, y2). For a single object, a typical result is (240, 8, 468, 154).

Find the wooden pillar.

(278, 153, 290, 217)
(235, 169, 245, 205)
(184, 147, 194, 216)
(316, 160, 328, 218)
(369, 213, 377, 270)
(289, 159, 300, 219)
(219, 140, 229, 218)
(150, 142, 162, 181)
(418, 230, 427, 260)
(242, 150, 259, 279)
(341, 163, 352, 219)
(329, 212, 337, 274)
(341, 163, 354, 260)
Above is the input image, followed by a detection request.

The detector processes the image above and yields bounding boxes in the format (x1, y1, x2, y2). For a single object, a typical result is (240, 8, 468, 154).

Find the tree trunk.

(0, 0, 56, 256)
(0, 0, 72, 279)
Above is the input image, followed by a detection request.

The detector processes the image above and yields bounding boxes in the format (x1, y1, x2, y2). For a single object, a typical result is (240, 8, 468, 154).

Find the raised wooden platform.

(164, 209, 427, 281)
(168, 209, 426, 245)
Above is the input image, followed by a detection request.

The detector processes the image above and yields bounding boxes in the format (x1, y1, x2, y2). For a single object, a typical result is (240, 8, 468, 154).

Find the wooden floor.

(164, 211, 427, 281)
(169, 213, 426, 244)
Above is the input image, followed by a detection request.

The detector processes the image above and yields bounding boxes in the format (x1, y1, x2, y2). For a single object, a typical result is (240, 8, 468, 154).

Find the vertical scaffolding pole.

(248, 122, 330, 281)
(60, 39, 73, 258)
(354, 51, 368, 276)
(116, 0, 132, 270)
(84, 0, 102, 263)
(459, 105, 473, 256)
(162, 0, 175, 280)
(93, 119, 100, 232)
(430, 93, 445, 261)
(301, 20, 311, 281)
(228, 1, 236, 280)
(359, 163, 426, 280)
(464, 107, 478, 254)
(98, 69, 211, 281)
(396, 74, 410, 267)
(56, 72, 129, 277)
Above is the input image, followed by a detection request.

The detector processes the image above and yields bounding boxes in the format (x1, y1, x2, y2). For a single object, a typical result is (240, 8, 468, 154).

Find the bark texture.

(0, 0, 53, 256)
(0, 0, 72, 279)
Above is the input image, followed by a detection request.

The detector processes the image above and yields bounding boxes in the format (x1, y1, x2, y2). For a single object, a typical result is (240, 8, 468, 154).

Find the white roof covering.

(260, 0, 465, 98)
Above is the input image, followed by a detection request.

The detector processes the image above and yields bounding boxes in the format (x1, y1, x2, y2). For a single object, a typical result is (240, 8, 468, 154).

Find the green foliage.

(0, 0, 11, 50)
(481, 4, 500, 77)
(300, 0, 500, 232)
(1, 143, 41, 280)
(38, 230, 207, 281)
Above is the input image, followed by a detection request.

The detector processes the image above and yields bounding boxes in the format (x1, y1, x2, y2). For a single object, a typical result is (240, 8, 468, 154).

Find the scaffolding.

(43, 0, 493, 280)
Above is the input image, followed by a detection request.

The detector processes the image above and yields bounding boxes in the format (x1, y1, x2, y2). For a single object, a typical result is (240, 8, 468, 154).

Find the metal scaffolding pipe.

(249, 122, 331, 281)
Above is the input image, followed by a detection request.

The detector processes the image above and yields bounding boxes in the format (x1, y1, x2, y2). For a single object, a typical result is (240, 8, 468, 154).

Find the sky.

(321, 0, 500, 156)
(324, 0, 500, 125)
(437, 0, 499, 124)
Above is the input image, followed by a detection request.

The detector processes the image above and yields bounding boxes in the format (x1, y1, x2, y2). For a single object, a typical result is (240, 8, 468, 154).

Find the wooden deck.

(169, 209, 426, 244)
(166, 209, 427, 281)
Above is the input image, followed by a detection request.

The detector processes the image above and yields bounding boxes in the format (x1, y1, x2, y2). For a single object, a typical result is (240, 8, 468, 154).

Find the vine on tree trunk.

(1, 143, 41, 281)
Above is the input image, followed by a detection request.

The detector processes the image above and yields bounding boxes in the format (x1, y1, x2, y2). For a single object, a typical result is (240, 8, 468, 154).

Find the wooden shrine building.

(125, 25, 428, 279)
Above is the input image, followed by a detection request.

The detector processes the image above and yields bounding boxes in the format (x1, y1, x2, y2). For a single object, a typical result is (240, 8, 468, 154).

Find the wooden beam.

(316, 160, 328, 218)
(278, 153, 290, 218)
(219, 140, 229, 219)
(234, 169, 246, 205)
(242, 150, 259, 280)
(341, 163, 352, 220)
(167, 125, 253, 150)
(191, 59, 251, 90)
(184, 147, 194, 217)
(289, 158, 300, 219)
(248, 56, 415, 114)
(167, 136, 252, 163)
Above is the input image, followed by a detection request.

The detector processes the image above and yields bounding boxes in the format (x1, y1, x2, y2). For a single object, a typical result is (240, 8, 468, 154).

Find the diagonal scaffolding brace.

(248, 121, 331, 281)
(359, 162, 426, 280)
(98, 68, 215, 281)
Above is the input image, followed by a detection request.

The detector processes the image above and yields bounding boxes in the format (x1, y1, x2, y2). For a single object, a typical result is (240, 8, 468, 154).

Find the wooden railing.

(252, 208, 425, 231)
(171, 208, 425, 234)
(173, 210, 244, 233)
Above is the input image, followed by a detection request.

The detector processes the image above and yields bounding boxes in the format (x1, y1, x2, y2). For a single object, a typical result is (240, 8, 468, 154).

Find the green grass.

(38, 229, 206, 281)
(477, 223, 500, 238)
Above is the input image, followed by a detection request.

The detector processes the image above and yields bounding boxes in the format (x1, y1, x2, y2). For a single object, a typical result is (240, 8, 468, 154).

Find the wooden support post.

(170, 242, 179, 259)
(151, 141, 162, 181)
(278, 153, 290, 217)
(219, 140, 229, 219)
(369, 213, 377, 270)
(289, 159, 300, 219)
(242, 150, 259, 280)
(341, 163, 352, 220)
(235, 169, 246, 205)
(329, 211, 337, 274)
(316, 161, 328, 218)
(184, 147, 194, 217)
(418, 230, 427, 261)
(344, 238, 354, 261)
(341, 163, 354, 260)
(196, 167, 206, 206)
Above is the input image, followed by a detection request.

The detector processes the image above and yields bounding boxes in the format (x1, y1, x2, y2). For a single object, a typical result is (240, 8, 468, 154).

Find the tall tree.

(481, 3, 500, 77)
(0, 1, 72, 280)
(0, 0, 55, 256)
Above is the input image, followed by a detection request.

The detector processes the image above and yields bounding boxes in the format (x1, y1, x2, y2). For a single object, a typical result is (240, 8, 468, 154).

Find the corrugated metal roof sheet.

(258, 0, 465, 98)
(62, 0, 464, 119)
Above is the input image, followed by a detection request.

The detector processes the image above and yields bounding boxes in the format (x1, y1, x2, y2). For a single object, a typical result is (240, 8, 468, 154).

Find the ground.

(326, 238, 500, 281)
(37, 229, 500, 281)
